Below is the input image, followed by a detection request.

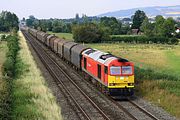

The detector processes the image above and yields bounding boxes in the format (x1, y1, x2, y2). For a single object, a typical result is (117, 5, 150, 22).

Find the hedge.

(2, 35, 20, 78)
(106, 36, 179, 44)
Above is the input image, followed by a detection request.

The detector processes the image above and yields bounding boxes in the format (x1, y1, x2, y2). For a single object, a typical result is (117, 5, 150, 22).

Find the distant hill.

(98, 5, 180, 18)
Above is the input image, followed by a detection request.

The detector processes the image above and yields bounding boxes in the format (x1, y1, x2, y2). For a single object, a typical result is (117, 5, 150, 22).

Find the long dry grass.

(11, 32, 63, 120)
(137, 80, 180, 118)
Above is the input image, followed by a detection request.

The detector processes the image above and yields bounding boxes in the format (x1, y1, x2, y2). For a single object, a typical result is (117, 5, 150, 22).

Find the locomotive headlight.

(128, 83, 134, 86)
(109, 83, 115, 86)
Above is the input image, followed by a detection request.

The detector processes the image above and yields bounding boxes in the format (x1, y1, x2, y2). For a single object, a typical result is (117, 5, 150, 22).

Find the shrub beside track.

(109, 36, 179, 45)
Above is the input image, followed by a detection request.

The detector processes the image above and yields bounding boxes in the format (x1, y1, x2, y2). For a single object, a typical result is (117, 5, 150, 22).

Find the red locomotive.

(81, 49, 134, 96)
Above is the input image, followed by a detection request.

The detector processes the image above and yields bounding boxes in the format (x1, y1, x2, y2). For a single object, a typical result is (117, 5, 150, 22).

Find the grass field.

(48, 31, 73, 41)
(0, 41, 9, 119)
(87, 43, 180, 118)
(10, 32, 63, 120)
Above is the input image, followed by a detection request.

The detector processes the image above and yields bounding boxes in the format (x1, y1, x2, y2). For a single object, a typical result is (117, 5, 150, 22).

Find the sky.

(0, 0, 180, 19)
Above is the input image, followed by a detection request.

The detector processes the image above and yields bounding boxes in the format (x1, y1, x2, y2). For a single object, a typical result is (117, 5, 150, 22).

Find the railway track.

(23, 32, 110, 120)
(22, 31, 161, 120)
(114, 99, 160, 120)
(128, 100, 159, 120)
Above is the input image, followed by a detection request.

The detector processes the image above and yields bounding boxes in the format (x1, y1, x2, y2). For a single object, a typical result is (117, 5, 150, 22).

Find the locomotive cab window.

(122, 66, 132, 75)
(110, 66, 121, 75)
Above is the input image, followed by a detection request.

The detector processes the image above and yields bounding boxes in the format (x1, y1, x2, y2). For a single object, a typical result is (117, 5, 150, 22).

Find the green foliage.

(121, 24, 131, 35)
(175, 32, 180, 39)
(26, 15, 36, 27)
(161, 17, 176, 38)
(169, 37, 179, 44)
(0, 11, 19, 32)
(146, 16, 176, 38)
(110, 35, 178, 44)
(140, 15, 178, 43)
(2, 35, 20, 78)
(72, 23, 111, 43)
(26, 16, 72, 33)
(140, 17, 154, 37)
(132, 10, 147, 29)
(110, 35, 147, 43)
(153, 15, 165, 36)
(0, 34, 6, 41)
(135, 66, 179, 82)
(100, 17, 122, 35)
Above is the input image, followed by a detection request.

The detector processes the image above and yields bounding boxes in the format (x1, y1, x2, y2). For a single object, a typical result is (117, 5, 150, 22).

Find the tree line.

(0, 11, 19, 32)
(25, 11, 179, 44)
(25, 14, 131, 35)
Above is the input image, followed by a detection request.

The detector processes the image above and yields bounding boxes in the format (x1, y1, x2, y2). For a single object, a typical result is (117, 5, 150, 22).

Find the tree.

(162, 17, 175, 38)
(0, 11, 19, 32)
(132, 10, 146, 30)
(140, 17, 154, 37)
(120, 24, 131, 34)
(26, 15, 36, 27)
(52, 20, 64, 32)
(72, 23, 111, 43)
(153, 15, 165, 36)
(75, 13, 80, 24)
(82, 14, 88, 24)
(100, 17, 122, 35)
(22, 17, 26, 21)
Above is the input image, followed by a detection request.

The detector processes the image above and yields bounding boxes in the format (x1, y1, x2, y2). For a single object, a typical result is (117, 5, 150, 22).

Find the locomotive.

(21, 26, 135, 96)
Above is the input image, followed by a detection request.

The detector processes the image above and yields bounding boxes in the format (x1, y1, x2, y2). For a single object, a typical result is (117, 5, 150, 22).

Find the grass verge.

(137, 80, 180, 118)
(10, 32, 63, 120)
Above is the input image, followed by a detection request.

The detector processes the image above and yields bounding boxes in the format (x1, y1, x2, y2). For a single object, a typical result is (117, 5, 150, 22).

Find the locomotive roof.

(82, 49, 118, 65)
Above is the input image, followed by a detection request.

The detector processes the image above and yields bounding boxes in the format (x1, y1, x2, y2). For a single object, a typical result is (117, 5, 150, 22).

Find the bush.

(109, 35, 178, 44)
(175, 32, 180, 39)
(72, 23, 111, 43)
(0, 34, 6, 41)
(169, 37, 179, 45)
(2, 35, 20, 78)
(134, 66, 179, 82)
(109, 36, 147, 43)
(3, 57, 15, 77)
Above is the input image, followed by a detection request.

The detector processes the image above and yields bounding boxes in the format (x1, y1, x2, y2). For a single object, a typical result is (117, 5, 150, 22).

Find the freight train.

(21, 26, 135, 97)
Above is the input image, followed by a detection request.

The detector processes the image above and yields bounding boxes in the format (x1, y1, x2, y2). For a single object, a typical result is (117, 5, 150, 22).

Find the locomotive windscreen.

(122, 66, 132, 74)
(110, 66, 121, 75)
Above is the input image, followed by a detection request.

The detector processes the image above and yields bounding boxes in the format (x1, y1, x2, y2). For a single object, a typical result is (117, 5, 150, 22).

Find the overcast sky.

(0, 0, 180, 19)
